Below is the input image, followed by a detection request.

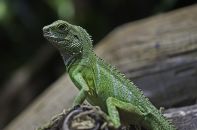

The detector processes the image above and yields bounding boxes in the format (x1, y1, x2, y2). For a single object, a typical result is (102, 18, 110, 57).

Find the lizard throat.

(61, 52, 79, 69)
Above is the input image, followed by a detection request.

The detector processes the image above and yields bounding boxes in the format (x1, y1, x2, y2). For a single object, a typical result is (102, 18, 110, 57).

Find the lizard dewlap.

(43, 20, 176, 130)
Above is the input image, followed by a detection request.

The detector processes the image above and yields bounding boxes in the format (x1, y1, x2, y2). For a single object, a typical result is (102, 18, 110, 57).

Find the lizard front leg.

(73, 88, 88, 107)
(106, 97, 145, 128)
(70, 73, 89, 107)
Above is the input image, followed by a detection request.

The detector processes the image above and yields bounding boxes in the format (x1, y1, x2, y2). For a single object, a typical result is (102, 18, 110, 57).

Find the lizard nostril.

(43, 27, 51, 36)
(43, 26, 50, 33)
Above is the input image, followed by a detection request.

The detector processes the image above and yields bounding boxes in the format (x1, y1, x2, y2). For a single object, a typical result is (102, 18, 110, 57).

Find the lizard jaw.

(43, 26, 66, 44)
(44, 35, 64, 44)
(43, 30, 62, 44)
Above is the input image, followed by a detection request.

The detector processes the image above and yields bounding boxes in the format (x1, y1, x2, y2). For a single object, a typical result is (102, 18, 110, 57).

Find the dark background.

(0, 0, 196, 129)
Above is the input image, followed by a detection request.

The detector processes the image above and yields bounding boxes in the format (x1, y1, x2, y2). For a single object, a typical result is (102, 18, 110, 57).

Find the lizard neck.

(82, 45, 94, 60)
(60, 26, 94, 69)
(81, 35, 95, 61)
(78, 26, 94, 59)
(60, 41, 94, 70)
(60, 50, 78, 70)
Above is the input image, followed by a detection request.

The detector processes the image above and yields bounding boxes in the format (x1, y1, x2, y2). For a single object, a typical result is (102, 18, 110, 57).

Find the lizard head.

(43, 20, 91, 55)
(43, 20, 93, 66)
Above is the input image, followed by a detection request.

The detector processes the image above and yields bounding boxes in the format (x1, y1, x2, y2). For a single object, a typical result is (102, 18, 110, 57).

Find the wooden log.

(164, 104, 197, 130)
(95, 4, 197, 107)
(36, 104, 197, 130)
(4, 4, 197, 130)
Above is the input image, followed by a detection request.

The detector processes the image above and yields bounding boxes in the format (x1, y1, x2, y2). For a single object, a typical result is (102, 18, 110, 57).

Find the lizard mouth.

(43, 27, 62, 43)
(44, 34, 64, 43)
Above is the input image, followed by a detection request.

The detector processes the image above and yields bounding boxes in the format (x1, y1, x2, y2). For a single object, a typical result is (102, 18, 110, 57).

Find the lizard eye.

(57, 24, 67, 31)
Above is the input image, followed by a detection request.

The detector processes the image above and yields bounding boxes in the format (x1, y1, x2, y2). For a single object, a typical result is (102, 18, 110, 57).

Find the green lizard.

(43, 20, 176, 130)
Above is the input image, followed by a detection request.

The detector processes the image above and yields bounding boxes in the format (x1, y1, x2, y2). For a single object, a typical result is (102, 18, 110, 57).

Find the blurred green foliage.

(0, 1, 9, 22)
(46, 0, 74, 20)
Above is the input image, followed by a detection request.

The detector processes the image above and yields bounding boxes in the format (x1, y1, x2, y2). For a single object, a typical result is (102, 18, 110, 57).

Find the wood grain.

(96, 4, 197, 107)
(165, 104, 197, 130)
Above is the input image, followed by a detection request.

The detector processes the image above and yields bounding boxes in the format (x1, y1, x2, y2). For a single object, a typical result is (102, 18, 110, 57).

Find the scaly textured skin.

(43, 20, 176, 130)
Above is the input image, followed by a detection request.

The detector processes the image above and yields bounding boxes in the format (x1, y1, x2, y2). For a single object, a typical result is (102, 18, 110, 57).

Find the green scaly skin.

(43, 20, 176, 130)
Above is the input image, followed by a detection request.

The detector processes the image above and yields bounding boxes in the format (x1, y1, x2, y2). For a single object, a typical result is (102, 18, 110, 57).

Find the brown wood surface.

(4, 4, 197, 130)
